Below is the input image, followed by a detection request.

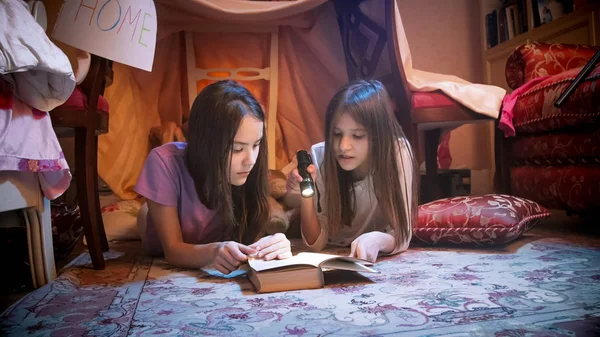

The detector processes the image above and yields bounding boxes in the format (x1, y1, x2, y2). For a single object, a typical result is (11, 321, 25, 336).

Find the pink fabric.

(411, 91, 457, 109)
(134, 142, 223, 255)
(498, 76, 549, 137)
(61, 86, 110, 114)
(414, 194, 550, 246)
(0, 79, 71, 200)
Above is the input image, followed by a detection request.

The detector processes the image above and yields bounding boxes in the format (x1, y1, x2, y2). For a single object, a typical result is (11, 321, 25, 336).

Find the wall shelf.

(482, 3, 599, 90)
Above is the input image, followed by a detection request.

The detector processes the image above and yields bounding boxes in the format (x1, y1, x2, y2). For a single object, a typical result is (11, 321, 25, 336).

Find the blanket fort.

(53, 0, 157, 72)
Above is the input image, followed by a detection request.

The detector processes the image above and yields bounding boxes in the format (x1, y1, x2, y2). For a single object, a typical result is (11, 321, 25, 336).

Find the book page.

(321, 259, 379, 273)
(248, 254, 319, 272)
(248, 252, 374, 272)
(297, 252, 374, 267)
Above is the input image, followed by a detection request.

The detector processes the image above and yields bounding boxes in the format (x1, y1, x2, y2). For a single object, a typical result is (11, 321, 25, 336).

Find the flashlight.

(296, 150, 315, 198)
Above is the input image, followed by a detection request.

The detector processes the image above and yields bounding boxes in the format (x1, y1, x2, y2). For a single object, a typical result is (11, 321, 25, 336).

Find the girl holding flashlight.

(284, 80, 418, 262)
(135, 80, 291, 274)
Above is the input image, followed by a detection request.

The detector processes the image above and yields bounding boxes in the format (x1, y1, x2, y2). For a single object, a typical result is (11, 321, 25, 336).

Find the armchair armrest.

(505, 42, 599, 89)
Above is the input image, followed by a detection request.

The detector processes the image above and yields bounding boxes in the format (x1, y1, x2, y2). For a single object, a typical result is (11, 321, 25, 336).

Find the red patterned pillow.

(413, 194, 550, 245)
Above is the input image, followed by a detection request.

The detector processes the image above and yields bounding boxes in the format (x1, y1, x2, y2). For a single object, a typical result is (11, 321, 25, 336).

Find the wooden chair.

(183, 27, 279, 169)
(334, 0, 494, 203)
(50, 54, 112, 270)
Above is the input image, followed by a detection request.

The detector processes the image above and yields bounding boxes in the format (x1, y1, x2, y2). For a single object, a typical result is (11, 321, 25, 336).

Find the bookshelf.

(481, 1, 600, 90)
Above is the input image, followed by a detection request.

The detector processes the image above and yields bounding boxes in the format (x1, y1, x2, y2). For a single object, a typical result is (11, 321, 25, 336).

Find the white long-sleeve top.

(299, 139, 415, 254)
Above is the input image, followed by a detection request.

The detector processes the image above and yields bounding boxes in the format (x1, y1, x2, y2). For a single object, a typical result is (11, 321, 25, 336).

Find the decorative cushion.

(512, 63, 600, 134)
(60, 86, 110, 113)
(505, 42, 599, 89)
(511, 165, 600, 212)
(413, 194, 550, 246)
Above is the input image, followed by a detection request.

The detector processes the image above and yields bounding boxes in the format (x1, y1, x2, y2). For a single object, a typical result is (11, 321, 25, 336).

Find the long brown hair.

(322, 79, 418, 250)
(185, 80, 269, 244)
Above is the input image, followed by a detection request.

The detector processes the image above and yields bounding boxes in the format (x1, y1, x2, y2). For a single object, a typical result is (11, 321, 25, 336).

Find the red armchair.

(495, 42, 600, 215)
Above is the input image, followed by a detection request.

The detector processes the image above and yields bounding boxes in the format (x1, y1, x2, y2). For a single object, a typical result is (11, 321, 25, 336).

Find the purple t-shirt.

(134, 142, 223, 255)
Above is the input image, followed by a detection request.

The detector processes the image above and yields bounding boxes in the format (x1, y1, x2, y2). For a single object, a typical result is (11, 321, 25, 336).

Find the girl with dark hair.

(136, 80, 291, 274)
(284, 79, 418, 262)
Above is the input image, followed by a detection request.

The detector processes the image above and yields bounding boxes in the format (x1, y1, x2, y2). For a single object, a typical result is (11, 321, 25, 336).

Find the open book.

(246, 252, 379, 293)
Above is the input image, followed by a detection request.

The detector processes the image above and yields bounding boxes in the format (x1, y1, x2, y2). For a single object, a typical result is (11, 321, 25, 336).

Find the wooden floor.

(1, 209, 598, 313)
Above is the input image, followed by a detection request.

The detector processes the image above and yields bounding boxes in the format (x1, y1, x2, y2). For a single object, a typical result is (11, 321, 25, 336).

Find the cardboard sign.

(53, 0, 157, 72)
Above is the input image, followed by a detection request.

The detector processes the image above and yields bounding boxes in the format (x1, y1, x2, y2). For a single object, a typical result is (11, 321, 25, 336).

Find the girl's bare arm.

(148, 200, 250, 270)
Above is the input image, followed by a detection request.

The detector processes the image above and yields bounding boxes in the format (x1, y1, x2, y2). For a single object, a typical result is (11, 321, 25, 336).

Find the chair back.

(51, 54, 112, 135)
(184, 28, 279, 169)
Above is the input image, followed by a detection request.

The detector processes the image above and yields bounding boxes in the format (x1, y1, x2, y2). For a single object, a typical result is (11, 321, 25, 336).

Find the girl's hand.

(349, 232, 385, 262)
(249, 233, 292, 261)
(213, 241, 256, 275)
(286, 164, 317, 194)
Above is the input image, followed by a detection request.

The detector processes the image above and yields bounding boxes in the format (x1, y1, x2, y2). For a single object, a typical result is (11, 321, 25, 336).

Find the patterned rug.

(1, 235, 599, 336)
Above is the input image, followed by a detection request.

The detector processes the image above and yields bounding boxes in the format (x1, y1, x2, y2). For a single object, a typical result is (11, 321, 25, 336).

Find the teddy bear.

(266, 169, 292, 235)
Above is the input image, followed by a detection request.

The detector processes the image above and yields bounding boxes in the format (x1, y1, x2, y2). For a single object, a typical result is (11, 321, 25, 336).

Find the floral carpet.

(1, 236, 599, 336)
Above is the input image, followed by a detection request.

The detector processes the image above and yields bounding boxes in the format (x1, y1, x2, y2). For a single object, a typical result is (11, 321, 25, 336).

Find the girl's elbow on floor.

(163, 251, 179, 267)
(162, 245, 184, 267)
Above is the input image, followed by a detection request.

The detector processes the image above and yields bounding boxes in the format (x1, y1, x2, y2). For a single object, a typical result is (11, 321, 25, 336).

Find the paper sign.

(53, 0, 157, 72)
